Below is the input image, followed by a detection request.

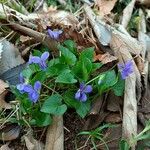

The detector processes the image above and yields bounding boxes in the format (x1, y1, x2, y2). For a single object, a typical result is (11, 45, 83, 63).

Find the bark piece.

(45, 116, 64, 150)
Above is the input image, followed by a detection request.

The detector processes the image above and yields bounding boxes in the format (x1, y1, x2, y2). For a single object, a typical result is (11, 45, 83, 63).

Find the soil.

(64, 110, 91, 150)
(0, 110, 92, 150)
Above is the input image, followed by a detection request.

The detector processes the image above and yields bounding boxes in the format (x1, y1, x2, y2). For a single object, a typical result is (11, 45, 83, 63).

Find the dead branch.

(6, 22, 58, 52)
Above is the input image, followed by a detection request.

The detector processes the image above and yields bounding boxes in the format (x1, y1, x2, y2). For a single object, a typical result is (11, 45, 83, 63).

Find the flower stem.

(42, 83, 59, 95)
(86, 64, 117, 85)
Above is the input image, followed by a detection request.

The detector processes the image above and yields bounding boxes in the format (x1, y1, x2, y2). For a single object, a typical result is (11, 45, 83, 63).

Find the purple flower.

(17, 75, 41, 103)
(28, 52, 49, 70)
(75, 83, 92, 102)
(47, 28, 62, 40)
(23, 81, 41, 103)
(17, 73, 26, 93)
(118, 60, 133, 79)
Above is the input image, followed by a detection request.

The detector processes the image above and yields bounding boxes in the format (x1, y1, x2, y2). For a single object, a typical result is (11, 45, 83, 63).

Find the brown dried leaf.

(0, 79, 8, 94)
(84, 96, 109, 130)
(107, 91, 123, 112)
(0, 40, 25, 75)
(96, 0, 117, 17)
(39, 11, 78, 29)
(0, 144, 12, 150)
(121, 0, 136, 28)
(134, 56, 144, 74)
(83, 112, 109, 130)
(0, 125, 21, 141)
(20, 36, 33, 43)
(0, 90, 12, 109)
(0, 80, 11, 109)
(137, 0, 150, 6)
(105, 113, 122, 123)
(94, 52, 117, 64)
(102, 124, 122, 149)
(23, 131, 44, 150)
(47, 5, 57, 12)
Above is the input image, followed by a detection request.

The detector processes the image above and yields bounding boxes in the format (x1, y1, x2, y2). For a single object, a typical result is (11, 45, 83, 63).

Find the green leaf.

(92, 63, 103, 72)
(41, 94, 67, 115)
(112, 74, 125, 96)
(22, 67, 33, 79)
(76, 101, 91, 118)
(33, 50, 42, 56)
(119, 139, 130, 150)
(83, 58, 93, 73)
(104, 70, 117, 87)
(63, 90, 80, 108)
(31, 71, 46, 84)
(78, 131, 90, 136)
(48, 58, 60, 67)
(98, 70, 117, 92)
(22, 65, 40, 79)
(80, 47, 94, 62)
(46, 63, 69, 77)
(63, 91, 90, 118)
(58, 45, 77, 65)
(73, 60, 88, 81)
(63, 40, 77, 54)
(31, 112, 52, 127)
(55, 70, 77, 84)
(72, 58, 92, 81)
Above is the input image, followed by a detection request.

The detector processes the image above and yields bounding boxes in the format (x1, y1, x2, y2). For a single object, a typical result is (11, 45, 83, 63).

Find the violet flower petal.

(83, 85, 92, 93)
(79, 83, 85, 91)
(28, 91, 39, 103)
(28, 56, 41, 64)
(39, 61, 47, 70)
(34, 81, 41, 91)
(125, 60, 133, 68)
(121, 71, 128, 79)
(75, 90, 81, 100)
(80, 93, 87, 102)
(23, 84, 33, 93)
(41, 52, 49, 61)
(118, 60, 133, 79)
(17, 84, 25, 93)
(47, 29, 62, 39)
